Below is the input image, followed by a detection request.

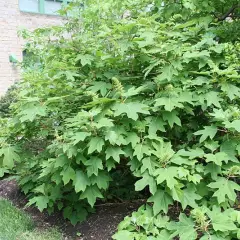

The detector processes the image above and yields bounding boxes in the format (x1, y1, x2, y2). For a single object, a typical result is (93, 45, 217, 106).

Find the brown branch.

(95, 199, 147, 207)
(217, 4, 240, 21)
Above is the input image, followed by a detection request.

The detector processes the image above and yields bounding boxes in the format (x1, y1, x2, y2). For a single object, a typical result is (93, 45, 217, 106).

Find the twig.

(217, 4, 240, 21)
(95, 199, 147, 207)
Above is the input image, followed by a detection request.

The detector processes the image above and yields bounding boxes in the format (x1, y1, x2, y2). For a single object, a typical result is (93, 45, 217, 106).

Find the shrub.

(0, 84, 17, 118)
(0, 0, 239, 238)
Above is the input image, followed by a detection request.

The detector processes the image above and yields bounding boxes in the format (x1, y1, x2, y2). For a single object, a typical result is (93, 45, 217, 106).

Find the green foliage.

(0, 84, 17, 118)
(112, 205, 240, 240)
(216, 20, 240, 43)
(0, 0, 239, 237)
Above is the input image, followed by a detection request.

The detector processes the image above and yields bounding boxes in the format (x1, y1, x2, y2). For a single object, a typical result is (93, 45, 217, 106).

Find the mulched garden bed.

(0, 179, 142, 240)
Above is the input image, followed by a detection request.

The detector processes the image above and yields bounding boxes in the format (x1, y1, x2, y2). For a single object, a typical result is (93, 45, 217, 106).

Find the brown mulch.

(0, 179, 142, 240)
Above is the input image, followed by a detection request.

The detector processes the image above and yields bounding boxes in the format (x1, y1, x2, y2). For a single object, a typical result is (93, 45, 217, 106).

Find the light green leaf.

(151, 141, 175, 163)
(162, 110, 181, 128)
(76, 54, 94, 66)
(80, 185, 103, 207)
(220, 140, 238, 162)
(156, 64, 178, 82)
(105, 131, 118, 145)
(113, 102, 149, 120)
(208, 177, 240, 204)
(112, 230, 133, 240)
(105, 128, 126, 146)
(188, 173, 202, 184)
(183, 50, 210, 59)
(33, 184, 45, 194)
(0, 146, 20, 169)
(205, 91, 221, 108)
(141, 157, 157, 175)
(204, 163, 221, 180)
(133, 143, 150, 160)
(221, 82, 240, 100)
(28, 196, 49, 212)
(207, 206, 237, 232)
(148, 189, 173, 215)
(155, 167, 178, 189)
(200, 234, 226, 240)
(204, 140, 219, 152)
(125, 132, 140, 148)
(225, 120, 240, 132)
(105, 146, 125, 162)
(85, 157, 103, 176)
(135, 171, 157, 195)
(88, 137, 104, 154)
(0, 168, 8, 178)
(71, 132, 91, 145)
(155, 97, 184, 111)
(88, 81, 112, 96)
(20, 104, 47, 122)
(60, 166, 76, 185)
(168, 214, 197, 240)
(209, 108, 229, 121)
(74, 170, 90, 193)
(147, 116, 166, 136)
(54, 154, 69, 168)
(180, 185, 202, 209)
(178, 148, 204, 159)
(194, 125, 218, 142)
(90, 171, 111, 190)
(204, 152, 229, 166)
(96, 118, 114, 128)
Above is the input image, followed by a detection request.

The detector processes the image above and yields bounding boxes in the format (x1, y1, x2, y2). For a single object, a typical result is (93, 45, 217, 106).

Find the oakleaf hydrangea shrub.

(0, 0, 239, 238)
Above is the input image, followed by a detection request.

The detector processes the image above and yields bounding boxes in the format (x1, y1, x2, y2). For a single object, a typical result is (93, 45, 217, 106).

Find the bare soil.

(0, 179, 142, 240)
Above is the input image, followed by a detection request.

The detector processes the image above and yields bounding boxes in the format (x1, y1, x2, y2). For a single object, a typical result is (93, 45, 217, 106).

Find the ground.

(0, 179, 142, 240)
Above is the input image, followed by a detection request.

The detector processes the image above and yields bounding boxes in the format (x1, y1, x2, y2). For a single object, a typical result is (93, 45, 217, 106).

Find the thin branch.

(95, 199, 147, 207)
(217, 4, 240, 21)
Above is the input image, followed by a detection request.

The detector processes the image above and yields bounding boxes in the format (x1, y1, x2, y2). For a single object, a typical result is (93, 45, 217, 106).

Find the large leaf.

(60, 166, 76, 185)
(207, 206, 238, 232)
(80, 185, 104, 207)
(204, 152, 229, 166)
(135, 171, 157, 194)
(194, 125, 218, 142)
(85, 157, 103, 177)
(208, 177, 240, 204)
(168, 214, 197, 240)
(105, 146, 125, 162)
(155, 167, 178, 189)
(155, 97, 184, 111)
(225, 120, 240, 132)
(147, 116, 166, 136)
(88, 137, 105, 154)
(74, 170, 91, 193)
(113, 102, 150, 120)
(148, 189, 173, 215)
(19, 104, 47, 122)
(88, 81, 112, 96)
(90, 171, 111, 190)
(28, 196, 49, 212)
(71, 132, 91, 145)
(0, 146, 20, 169)
(162, 111, 181, 128)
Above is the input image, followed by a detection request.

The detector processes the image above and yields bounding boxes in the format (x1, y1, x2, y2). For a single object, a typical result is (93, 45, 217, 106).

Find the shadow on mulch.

(0, 179, 143, 240)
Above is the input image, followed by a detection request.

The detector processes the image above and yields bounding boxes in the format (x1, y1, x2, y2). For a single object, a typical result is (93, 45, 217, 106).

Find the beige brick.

(0, 0, 63, 96)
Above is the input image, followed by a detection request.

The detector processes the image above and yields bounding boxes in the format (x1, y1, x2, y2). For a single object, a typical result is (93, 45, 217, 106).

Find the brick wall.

(0, 0, 62, 95)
